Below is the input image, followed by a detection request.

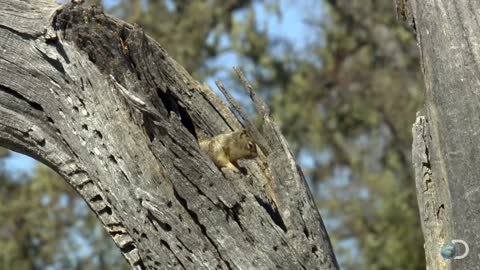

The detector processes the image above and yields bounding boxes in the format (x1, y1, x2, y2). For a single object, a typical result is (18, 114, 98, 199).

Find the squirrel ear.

(240, 129, 248, 137)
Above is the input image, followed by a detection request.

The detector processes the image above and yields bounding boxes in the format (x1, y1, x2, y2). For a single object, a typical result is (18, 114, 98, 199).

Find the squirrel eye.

(248, 142, 254, 149)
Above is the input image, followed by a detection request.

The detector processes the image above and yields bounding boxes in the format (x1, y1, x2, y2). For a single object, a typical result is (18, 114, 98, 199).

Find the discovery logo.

(440, 240, 469, 260)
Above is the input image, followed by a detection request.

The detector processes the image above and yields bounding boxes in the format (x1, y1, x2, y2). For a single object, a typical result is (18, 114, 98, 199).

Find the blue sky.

(4, 150, 37, 176)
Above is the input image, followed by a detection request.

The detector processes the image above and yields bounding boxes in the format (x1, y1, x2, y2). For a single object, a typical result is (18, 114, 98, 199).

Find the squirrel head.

(233, 129, 258, 160)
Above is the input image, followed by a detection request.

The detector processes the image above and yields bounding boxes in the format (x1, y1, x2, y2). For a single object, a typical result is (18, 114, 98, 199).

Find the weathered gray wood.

(0, 1, 338, 269)
(406, 0, 480, 269)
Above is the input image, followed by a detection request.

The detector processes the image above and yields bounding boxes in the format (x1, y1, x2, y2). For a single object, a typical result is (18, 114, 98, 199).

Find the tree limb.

(0, 1, 338, 269)
(406, 1, 480, 269)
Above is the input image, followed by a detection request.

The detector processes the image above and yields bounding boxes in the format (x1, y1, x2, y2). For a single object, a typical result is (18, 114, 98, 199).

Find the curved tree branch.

(0, 1, 338, 269)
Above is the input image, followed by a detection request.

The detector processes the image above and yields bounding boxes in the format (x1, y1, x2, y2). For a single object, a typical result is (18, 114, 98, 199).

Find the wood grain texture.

(0, 1, 338, 269)
(409, 0, 480, 269)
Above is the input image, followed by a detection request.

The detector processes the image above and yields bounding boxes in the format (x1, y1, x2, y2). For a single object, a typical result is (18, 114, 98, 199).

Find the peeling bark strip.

(407, 0, 480, 269)
(0, 1, 338, 269)
(412, 115, 447, 270)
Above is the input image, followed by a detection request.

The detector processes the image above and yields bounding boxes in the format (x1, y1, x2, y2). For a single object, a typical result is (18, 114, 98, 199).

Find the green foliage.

(0, 160, 128, 269)
(226, 1, 426, 269)
(0, 147, 9, 158)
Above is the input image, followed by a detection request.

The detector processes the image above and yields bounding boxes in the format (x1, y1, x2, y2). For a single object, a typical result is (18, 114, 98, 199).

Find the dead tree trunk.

(0, 1, 338, 269)
(398, 0, 480, 269)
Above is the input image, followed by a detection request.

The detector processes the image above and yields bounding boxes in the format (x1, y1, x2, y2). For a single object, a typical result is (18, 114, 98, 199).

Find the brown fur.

(200, 129, 257, 172)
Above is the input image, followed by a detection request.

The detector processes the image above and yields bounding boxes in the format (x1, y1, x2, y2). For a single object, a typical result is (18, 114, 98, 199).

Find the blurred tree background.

(1, 0, 424, 269)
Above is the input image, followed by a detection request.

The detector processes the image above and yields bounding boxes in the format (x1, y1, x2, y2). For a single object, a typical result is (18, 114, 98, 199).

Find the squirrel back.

(199, 129, 257, 169)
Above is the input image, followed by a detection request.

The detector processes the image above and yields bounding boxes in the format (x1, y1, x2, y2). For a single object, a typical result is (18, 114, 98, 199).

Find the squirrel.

(200, 129, 280, 209)
(199, 129, 258, 172)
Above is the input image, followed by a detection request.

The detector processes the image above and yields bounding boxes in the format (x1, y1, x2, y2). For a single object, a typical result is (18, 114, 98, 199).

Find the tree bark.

(0, 1, 338, 269)
(401, 0, 480, 269)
